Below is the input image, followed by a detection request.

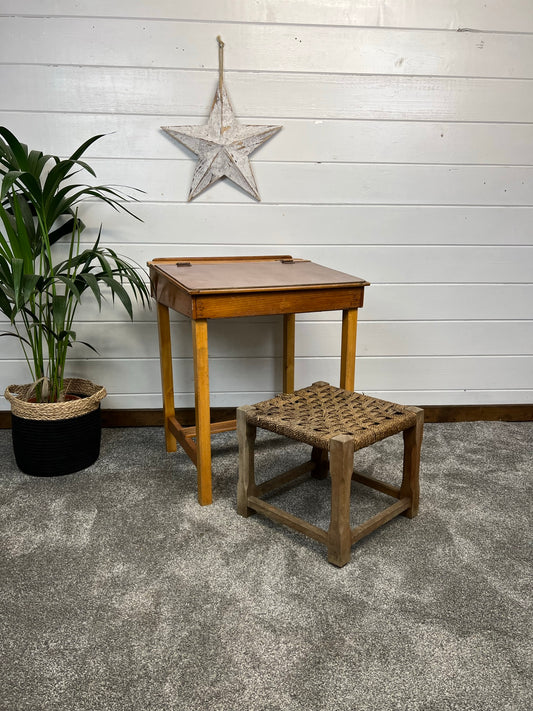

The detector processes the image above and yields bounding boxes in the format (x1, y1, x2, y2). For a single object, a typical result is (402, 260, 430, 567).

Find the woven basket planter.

(4, 378, 107, 477)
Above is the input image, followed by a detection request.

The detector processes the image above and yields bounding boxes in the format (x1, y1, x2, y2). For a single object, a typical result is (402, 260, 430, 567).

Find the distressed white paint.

(77, 159, 533, 205)
(3, 113, 533, 166)
(3, 320, 532, 360)
(3, 356, 532, 401)
(3, 66, 533, 123)
(4, 284, 532, 323)
(3, 18, 533, 79)
(0, 1, 531, 409)
(78, 203, 533, 246)
(45, 242, 533, 284)
(2, 1, 533, 33)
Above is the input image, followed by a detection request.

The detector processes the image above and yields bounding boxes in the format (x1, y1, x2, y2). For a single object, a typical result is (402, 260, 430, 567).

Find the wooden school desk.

(148, 256, 369, 506)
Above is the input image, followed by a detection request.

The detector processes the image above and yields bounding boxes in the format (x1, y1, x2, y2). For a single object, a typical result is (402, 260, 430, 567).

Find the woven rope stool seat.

(237, 382, 423, 567)
(247, 382, 418, 451)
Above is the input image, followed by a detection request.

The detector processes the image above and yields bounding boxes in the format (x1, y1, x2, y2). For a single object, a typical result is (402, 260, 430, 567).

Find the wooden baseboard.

(99, 408, 236, 428)
(421, 404, 533, 423)
(0, 404, 531, 429)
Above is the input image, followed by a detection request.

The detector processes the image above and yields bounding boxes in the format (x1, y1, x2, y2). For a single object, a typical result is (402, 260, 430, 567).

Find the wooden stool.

(237, 382, 423, 567)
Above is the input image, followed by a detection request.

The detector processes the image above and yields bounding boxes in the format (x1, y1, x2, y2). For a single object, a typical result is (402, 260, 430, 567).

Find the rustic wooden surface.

(149, 257, 368, 321)
(350, 499, 411, 546)
(340, 309, 358, 392)
(236, 405, 256, 518)
(401, 407, 424, 519)
(327, 434, 355, 567)
(282, 314, 295, 394)
(151, 258, 366, 293)
(156, 302, 177, 453)
(191, 318, 212, 505)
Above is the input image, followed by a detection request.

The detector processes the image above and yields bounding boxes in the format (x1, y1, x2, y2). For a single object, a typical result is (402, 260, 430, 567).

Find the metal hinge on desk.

(176, 261, 192, 267)
(280, 259, 310, 264)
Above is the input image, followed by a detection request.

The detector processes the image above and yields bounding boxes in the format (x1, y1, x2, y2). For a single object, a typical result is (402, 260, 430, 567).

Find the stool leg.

(401, 407, 424, 518)
(311, 382, 331, 479)
(311, 446, 329, 479)
(328, 434, 355, 567)
(237, 406, 257, 518)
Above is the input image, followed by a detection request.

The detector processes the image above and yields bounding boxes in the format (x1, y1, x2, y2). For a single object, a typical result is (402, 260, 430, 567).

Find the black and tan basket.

(5, 378, 107, 477)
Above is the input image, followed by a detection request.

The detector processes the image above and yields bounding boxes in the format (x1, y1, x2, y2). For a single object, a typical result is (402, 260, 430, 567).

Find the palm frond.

(0, 126, 150, 402)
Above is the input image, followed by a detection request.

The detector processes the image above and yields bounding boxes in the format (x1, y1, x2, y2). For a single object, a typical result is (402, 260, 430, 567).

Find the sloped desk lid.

(150, 257, 368, 294)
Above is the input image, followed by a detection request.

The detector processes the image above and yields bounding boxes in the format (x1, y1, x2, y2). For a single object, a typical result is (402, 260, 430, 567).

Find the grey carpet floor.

(0, 421, 531, 711)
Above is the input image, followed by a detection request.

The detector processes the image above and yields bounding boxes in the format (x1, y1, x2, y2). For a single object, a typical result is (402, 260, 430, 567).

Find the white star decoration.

(162, 83, 281, 201)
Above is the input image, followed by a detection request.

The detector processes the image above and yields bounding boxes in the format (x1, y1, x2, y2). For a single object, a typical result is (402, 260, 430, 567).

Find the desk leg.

(192, 318, 212, 506)
(157, 302, 177, 452)
(283, 313, 295, 394)
(340, 308, 358, 391)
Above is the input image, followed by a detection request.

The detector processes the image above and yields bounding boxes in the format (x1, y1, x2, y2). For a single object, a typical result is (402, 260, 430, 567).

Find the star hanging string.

(162, 36, 282, 201)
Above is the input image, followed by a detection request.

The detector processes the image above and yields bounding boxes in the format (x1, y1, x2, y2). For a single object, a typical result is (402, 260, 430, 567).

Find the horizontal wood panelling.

(43, 240, 533, 288)
(353, 322, 533, 357)
(2, 0, 532, 33)
(3, 66, 533, 122)
(295, 356, 533, 392)
(3, 19, 533, 79)
(3, 321, 532, 360)
(71, 159, 533, 206)
(2, 356, 531, 405)
(101, 244, 533, 284)
(73, 282, 533, 322)
(0, 320, 281, 360)
(3, 283, 529, 323)
(4, 113, 533, 166)
(73, 203, 533, 246)
(2, 284, 531, 327)
(358, 285, 533, 321)
(1, 3, 531, 413)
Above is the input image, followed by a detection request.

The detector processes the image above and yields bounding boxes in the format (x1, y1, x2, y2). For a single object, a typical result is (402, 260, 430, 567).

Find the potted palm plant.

(0, 126, 150, 476)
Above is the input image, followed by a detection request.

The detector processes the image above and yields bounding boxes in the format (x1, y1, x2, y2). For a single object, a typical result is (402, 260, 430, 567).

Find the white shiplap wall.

(0, 0, 532, 409)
